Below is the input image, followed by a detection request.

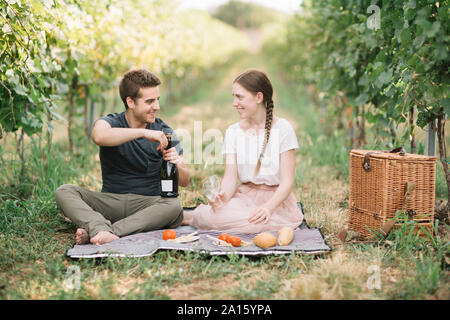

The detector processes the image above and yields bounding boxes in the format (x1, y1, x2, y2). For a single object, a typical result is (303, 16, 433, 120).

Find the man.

(55, 69, 190, 245)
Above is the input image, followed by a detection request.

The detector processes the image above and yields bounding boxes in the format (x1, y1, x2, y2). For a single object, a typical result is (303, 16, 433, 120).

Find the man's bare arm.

(91, 119, 167, 150)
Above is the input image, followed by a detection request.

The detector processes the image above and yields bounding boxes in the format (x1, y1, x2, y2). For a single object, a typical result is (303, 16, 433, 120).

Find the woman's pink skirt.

(189, 183, 304, 234)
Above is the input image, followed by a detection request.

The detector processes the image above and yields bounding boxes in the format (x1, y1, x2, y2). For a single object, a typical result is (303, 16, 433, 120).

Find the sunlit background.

(178, 0, 303, 13)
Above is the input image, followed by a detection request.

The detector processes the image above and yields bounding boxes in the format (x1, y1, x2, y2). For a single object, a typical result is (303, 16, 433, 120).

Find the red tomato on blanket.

(229, 236, 241, 247)
(218, 233, 230, 242)
(163, 229, 176, 240)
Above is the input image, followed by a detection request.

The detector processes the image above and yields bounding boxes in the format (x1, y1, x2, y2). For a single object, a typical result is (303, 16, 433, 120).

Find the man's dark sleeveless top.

(98, 112, 183, 196)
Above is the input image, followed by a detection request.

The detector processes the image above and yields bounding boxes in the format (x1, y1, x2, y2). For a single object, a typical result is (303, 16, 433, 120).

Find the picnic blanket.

(66, 203, 331, 258)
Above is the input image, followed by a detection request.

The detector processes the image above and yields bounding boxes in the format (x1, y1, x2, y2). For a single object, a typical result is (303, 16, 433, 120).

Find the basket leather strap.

(362, 146, 406, 172)
(402, 182, 415, 209)
(390, 147, 406, 155)
(381, 182, 416, 237)
(402, 182, 417, 219)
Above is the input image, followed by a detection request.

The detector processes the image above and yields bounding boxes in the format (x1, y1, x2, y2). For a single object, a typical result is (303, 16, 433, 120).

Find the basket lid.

(350, 149, 437, 161)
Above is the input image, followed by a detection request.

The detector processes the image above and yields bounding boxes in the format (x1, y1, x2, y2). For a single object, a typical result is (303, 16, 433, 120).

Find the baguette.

(278, 227, 294, 246)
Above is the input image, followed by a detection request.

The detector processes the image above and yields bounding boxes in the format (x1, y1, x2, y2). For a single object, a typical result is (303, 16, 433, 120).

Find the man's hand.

(162, 147, 181, 164)
(144, 130, 168, 151)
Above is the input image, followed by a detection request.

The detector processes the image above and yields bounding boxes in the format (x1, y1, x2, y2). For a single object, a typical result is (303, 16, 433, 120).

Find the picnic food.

(228, 236, 242, 247)
(206, 234, 232, 247)
(277, 227, 294, 246)
(206, 234, 250, 247)
(162, 229, 176, 240)
(218, 233, 230, 242)
(167, 235, 199, 243)
(253, 232, 277, 249)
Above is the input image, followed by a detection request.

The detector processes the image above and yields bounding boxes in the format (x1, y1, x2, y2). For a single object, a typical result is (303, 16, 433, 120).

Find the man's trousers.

(55, 184, 183, 238)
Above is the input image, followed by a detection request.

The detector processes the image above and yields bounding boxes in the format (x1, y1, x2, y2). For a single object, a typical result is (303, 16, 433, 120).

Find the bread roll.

(253, 232, 277, 249)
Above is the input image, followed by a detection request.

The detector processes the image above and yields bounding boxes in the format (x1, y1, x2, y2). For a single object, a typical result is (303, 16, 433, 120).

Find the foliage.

(213, 0, 286, 29)
(0, 0, 249, 137)
(264, 0, 449, 203)
(265, 0, 449, 141)
(0, 0, 67, 136)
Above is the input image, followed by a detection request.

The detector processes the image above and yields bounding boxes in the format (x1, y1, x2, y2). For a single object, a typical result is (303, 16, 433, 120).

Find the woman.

(183, 69, 304, 233)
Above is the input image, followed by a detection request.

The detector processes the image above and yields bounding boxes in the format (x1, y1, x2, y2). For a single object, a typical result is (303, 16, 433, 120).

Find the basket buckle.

(363, 153, 373, 172)
(406, 209, 416, 219)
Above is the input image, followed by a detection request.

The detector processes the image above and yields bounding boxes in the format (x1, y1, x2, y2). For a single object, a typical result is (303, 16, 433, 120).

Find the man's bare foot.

(90, 231, 119, 245)
(76, 228, 90, 245)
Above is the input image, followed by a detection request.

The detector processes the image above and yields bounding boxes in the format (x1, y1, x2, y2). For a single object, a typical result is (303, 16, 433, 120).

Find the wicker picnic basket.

(348, 148, 437, 238)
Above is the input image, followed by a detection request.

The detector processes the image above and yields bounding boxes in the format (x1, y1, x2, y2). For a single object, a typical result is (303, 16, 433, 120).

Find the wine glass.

(203, 175, 223, 208)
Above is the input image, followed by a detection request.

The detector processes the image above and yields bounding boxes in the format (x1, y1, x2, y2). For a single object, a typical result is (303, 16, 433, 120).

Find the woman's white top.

(221, 118, 299, 185)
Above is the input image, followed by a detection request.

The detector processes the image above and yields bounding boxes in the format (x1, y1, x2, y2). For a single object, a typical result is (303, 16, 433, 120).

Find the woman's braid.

(254, 99, 274, 176)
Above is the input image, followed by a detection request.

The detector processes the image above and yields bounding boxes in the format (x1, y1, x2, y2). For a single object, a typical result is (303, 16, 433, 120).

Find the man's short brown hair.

(119, 69, 161, 109)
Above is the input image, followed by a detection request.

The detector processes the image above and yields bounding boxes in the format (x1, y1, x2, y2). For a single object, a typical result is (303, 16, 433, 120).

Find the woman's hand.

(209, 191, 226, 211)
(248, 206, 272, 224)
(162, 147, 181, 164)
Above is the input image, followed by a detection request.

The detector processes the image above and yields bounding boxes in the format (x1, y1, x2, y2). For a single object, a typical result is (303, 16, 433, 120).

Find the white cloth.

(221, 118, 299, 185)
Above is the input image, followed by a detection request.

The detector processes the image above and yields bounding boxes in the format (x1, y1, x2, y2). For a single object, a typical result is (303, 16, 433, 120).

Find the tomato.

(218, 233, 230, 242)
(228, 236, 241, 247)
(163, 229, 176, 240)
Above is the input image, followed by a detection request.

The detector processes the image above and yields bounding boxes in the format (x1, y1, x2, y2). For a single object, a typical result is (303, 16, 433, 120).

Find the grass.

(0, 52, 449, 300)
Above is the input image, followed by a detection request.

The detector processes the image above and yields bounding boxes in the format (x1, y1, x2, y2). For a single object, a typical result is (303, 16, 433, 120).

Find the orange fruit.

(218, 233, 230, 242)
(228, 236, 241, 247)
(163, 229, 176, 240)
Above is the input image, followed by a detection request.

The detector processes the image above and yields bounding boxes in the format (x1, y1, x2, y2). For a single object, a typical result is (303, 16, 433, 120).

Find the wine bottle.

(160, 134, 179, 198)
